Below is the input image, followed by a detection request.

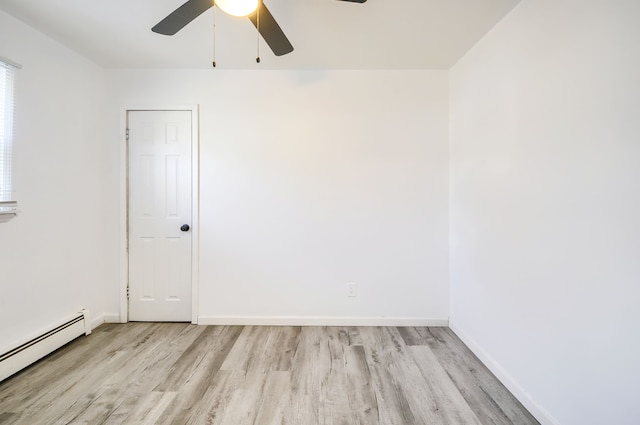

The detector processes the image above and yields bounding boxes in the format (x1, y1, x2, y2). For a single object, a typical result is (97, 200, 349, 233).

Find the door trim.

(119, 105, 200, 324)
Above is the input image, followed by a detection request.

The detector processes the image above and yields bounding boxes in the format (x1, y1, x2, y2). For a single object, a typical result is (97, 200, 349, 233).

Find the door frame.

(119, 105, 200, 324)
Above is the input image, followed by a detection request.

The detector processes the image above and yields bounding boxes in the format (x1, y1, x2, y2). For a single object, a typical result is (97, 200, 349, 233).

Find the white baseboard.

(198, 316, 449, 327)
(0, 311, 89, 383)
(103, 313, 122, 324)
(448, 320, 560, 425)
(90, 313, 105, 330)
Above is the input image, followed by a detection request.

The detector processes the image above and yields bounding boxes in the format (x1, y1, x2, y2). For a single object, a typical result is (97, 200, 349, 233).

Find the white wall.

(0, 10, 113, 350)
(106, 69, 450, 325)
(449, 1, 640, 424)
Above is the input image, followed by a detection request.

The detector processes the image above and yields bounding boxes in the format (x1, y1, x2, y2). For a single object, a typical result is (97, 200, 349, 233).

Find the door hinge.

(126, 286, 130, 300)
(126, 128, 130, 141)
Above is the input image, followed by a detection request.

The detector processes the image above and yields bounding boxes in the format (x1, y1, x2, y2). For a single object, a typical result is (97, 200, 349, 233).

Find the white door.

(127, 110, 193, 322)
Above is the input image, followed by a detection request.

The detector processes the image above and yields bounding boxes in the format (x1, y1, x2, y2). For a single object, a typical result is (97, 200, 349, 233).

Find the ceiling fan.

(152, 0, 367, 57)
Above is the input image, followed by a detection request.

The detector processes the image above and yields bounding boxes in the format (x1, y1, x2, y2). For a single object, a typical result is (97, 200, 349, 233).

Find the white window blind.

(0, 56, 19, 220)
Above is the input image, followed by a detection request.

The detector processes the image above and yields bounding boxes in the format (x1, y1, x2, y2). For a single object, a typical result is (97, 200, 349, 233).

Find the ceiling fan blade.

(248, 3, 294, 56)
(337, 0, 367, 3)
(152, 0, 214, 35)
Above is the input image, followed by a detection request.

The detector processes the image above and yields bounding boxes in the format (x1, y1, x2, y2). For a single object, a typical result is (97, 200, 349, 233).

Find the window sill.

(0, 213, 16, 223)
(0, 205, 18, 223)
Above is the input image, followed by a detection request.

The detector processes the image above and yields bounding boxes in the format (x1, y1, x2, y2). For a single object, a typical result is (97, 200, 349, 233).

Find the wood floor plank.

(318, 327, 355, 425)
(408, 345, 483, 425)
(397, 326, 427, 346)
(125, 391, 177, 425)
(426, 327, 539, 425)
(216, 389, 261, 425)
(343, 344, 380, 424)
(318, 327, 379, 425)
(154, 325, 244, 425)
(182, 370, 246, 425)
(358, 327, 419, 424)
(345, 327, 363, 346)
(6, 323, 174, 424)
(282, 327, 334, 425)
(84, 325, 203, 424)
(153, 325, 218, 392)
(0, 323, 135, 410)
(249, 371, 291, 425)
(270, 326, 301, 372)
(0, 412, 16, 422)
(0, 324, 540, 425)
(220, 326, 273, 373)
(221, 326, 285, 393)
(45, 323, 195, 425)
(289, 327, 332, 398)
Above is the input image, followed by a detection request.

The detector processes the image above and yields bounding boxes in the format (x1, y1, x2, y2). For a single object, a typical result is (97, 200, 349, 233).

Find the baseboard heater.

(0, 309, 92, 382)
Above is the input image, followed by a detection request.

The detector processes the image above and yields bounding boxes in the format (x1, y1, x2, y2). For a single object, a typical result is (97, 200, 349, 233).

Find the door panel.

(128, 110, 192, 322)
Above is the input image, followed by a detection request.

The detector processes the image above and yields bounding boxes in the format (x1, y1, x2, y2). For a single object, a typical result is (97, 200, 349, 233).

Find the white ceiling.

(0, 0, 520, 69)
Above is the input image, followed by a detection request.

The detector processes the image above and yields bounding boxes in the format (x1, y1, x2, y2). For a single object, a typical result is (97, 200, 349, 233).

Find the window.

(0, 56, 19, 222)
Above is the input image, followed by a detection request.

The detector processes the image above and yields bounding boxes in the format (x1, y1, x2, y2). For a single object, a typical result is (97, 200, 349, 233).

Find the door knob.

(180, 224, 190, 232)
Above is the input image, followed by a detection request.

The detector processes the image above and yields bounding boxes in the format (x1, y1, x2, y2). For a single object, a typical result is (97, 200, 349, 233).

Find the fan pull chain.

(212, 6, 217, 68)
(256, 1, 261, 63)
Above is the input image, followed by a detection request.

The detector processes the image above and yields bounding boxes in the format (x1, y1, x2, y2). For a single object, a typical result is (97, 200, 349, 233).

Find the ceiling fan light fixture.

(215, 0, 259, 17)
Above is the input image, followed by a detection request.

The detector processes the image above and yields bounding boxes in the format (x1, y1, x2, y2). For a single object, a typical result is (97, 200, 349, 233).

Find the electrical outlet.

(346, 282, 357, 297)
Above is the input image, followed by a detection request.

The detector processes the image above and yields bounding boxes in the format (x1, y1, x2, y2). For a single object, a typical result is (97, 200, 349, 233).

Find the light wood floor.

(0, 324, 539, 425)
